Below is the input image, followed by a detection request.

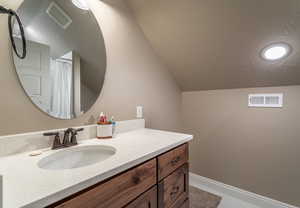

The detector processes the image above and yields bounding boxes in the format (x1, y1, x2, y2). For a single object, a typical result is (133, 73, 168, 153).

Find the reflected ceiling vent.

(46, 2, 72, 29)
(248, 94, 283, 108)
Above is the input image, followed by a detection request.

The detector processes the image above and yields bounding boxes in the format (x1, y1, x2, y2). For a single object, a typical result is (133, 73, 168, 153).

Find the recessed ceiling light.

(71, 0, 89, 10)
(261, 43, 291, 61)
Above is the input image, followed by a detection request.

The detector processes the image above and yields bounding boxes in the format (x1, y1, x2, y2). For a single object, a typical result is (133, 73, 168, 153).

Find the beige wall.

(182, 85, 300, 206)
(0, 0, 182, 136)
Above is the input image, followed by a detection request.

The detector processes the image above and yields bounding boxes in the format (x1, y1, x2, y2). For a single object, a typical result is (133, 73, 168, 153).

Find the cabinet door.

(158, 164, 189, 208)
(50, 159, 157, 208)
(125, 186, 157, 208)
(179, 200, 189, 208)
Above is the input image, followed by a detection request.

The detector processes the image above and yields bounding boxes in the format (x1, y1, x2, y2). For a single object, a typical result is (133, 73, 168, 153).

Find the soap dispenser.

(97, 113, 113, 139)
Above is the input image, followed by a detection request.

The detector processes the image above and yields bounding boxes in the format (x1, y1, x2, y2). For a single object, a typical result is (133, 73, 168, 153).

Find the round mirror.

(12, 0, 106, 119)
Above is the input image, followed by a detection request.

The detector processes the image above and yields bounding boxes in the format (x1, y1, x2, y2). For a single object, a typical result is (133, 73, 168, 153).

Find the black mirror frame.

(0, 5, 27, 59)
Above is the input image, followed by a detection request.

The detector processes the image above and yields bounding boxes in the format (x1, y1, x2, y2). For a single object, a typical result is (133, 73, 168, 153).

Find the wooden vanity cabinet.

(49, 159, 157, 208)
(158, 164, 189, 208)
(157, 144, 189, 208)
(48, 143, 189, 208)
(179, 200, 189, 208)
(158, 143, 188, 181)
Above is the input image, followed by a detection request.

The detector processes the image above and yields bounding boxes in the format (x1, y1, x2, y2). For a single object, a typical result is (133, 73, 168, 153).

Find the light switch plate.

(136, 106, 143, 118)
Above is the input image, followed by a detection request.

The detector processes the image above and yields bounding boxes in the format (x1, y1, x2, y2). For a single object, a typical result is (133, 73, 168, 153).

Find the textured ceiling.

(127, 0, 300, 91)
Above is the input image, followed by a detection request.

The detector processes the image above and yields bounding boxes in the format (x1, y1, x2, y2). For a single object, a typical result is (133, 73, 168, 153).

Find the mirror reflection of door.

(14, 40, 81, 119)
(14, 39, 51, 113)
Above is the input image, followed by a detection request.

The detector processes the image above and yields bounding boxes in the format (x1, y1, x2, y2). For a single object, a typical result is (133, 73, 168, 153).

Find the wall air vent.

(248, 94, 283, 108)
(46, 2, 72, 29)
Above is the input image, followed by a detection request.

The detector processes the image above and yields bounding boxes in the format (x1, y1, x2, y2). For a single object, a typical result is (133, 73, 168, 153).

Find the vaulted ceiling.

(127, 0, 300, 91)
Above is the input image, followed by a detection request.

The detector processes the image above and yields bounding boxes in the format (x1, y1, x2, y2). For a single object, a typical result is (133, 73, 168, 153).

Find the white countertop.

(0, 128, 192, 208)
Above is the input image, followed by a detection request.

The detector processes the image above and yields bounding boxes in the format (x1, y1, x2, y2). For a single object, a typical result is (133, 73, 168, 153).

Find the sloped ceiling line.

(127, 0, 300, 91)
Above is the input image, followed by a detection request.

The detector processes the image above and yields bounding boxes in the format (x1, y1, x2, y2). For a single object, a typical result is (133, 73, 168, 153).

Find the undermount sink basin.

(38, 145, 116, 170)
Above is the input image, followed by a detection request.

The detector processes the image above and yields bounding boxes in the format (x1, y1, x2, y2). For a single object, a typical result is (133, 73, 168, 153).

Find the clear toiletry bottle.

(110, 116, 116, 137)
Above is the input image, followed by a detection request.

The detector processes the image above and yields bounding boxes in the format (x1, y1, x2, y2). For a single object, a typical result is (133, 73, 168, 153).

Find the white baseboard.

(189, 173, 299, 208)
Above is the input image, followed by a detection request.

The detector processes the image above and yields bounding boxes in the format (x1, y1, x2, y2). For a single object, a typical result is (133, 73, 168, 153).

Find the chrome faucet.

(43, 128, 84, 150)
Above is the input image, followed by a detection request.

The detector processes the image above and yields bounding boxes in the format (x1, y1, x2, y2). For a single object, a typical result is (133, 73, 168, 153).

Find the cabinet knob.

(170, 186, 180, 197)
(170, 156, 181, 166)
(132, 175, 141, 184)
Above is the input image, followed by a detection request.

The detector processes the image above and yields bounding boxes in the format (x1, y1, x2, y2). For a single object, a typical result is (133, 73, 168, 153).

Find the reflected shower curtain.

(50, 59, 73, 119)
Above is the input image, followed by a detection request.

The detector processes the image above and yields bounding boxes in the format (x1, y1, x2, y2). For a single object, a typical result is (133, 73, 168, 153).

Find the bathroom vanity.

(49, 143, 189, 208)
(0, 122, 192, 208)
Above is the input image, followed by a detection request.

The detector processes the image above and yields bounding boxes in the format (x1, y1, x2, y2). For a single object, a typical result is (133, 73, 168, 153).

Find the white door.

(14, 39, 51, 113)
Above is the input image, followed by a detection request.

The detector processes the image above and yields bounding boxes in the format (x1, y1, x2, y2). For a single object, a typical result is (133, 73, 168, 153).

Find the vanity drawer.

(158, 143, 188, 180)
(125, 186, 157, 208)
(50, 159, 157, 208)
(158, 164, 189, 208)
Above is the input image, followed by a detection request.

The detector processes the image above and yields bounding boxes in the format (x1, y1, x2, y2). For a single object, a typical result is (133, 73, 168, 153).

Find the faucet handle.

(73, 128, 84, 134)
(43, 132, 59, 137)
(43, 132, 62, 150)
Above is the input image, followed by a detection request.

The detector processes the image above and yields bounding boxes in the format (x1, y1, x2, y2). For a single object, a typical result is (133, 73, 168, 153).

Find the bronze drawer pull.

(170, 186, 180, 196)
(132, 175, 141, 184)
(170, 156, 181, 165)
